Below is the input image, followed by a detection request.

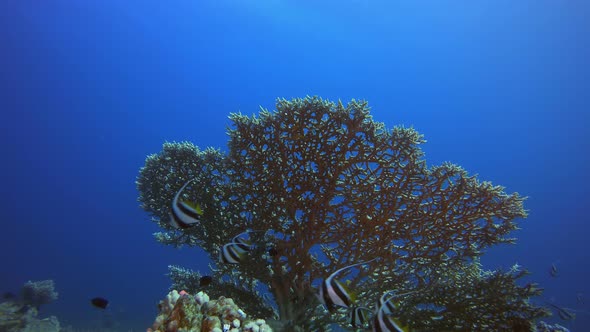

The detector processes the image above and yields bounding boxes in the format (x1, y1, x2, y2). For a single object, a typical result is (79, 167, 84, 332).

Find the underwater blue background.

(1, 0, 589, 330)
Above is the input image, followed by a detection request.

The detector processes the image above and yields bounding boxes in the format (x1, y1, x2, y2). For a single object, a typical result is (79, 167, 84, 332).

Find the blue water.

(1, 0, 588, 330)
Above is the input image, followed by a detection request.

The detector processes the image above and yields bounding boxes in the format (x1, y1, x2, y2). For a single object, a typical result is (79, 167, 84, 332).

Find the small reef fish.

(199, 275, 213, 287)
(267, 246, 278, 257)
(349, 306, 372, 328)
(377, 291, 398, 315)
(376, 290, 419, 315)
(231, 232, 253, 251)
(220, 242, 249, 264)
(549, 263, 558, 278)
(546, 303, 576, 321)
(90, 297, 109, 309)
(170, 179, 203, 229)
(318, 258, 376, 311)
(373, 295, 410, 332)
(219, 231, 264, 264)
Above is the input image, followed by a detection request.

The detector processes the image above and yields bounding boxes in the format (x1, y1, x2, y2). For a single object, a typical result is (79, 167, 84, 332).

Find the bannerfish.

(219, 230, 265, 264)
(170, 179, 203, 229)
(373, 295, 410, 332)
(349, 306, 372, 328)
(377, 291, 399, 315)
(220, 242, 250, 264)
(318, 258, 377, 311)
(91, 297, 109, 309)
(230, 232, 253, 251)
(199, 275, 213, 287)
(377, 290, 418, 315)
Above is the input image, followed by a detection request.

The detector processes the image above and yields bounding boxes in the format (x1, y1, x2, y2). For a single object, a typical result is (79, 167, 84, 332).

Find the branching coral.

(21, 280, 58, 309)
(137, 96, 545, 331)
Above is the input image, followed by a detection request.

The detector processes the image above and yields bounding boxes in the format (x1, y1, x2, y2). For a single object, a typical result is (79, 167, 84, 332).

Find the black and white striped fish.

(318, 258, 376, 311)
(349, 306, 372, 328)
(373, 295, 410, 332)
(230, 232, 253, 251)
(219, 231, 260, 264)
(377, 291, 398, 315)
(169, 179, 203, 229)
(219, 242, 250, 264)
(373, 290, 420, 332)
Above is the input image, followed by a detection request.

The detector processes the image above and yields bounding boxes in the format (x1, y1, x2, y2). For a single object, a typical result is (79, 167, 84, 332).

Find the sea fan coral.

(137, 96, 546, 331)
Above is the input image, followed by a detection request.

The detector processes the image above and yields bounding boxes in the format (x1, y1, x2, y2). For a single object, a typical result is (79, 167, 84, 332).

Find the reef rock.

(149, 290, 272, 332)
(0, 301, 60, 332)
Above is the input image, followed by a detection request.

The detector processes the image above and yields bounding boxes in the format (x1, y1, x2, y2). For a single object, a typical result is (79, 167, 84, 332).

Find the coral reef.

(0, 280, 60, 332)
(167, 266, 276, 321)
(148, 290, 272, 332)
(21, 280, 58, 309)
(137, 96, 547, 330)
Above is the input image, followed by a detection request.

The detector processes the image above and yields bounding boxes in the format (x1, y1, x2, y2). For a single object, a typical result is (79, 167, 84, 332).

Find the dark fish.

(549, 263, 558, 277)
(91, 297, 109, 309)
(577, 292, 584, 305)
(268, 247, 278, 257)
(2, 292, 16, 300)
(199, 275, 213, 287)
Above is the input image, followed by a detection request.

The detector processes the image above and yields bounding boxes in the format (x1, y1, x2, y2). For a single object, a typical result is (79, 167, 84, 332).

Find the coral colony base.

(148, 290, 272, 332)
(136, 97, 566, 331)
